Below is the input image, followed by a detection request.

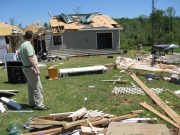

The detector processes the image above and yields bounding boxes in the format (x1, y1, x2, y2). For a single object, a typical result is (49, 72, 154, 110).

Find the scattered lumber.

(130, 74, 180, 125)
(63, 116, 102, 129)
(22, 108, 142, 135)
(68, 107, 87, 122)
(39, 114, 70, 121)
(140, 102, 179, 128)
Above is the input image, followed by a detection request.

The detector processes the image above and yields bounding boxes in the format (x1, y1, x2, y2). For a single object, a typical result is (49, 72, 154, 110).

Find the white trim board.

(59, 65, 108, 77)
(0, 102, 6, 113)
(0, 97, 22, 110)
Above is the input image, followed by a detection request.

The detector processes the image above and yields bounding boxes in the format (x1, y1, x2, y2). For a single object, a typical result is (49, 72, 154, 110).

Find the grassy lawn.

(0, 50, 180, 134)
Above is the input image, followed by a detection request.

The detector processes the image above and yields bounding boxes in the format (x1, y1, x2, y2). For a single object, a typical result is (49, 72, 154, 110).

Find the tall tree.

(18, 23, 23, 29)
(165, 7, 176, 32)
(9, 18, 16, 25)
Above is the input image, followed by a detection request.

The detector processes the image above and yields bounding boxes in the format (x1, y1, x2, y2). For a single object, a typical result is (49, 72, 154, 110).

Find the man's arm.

(28, 56, 40, 75)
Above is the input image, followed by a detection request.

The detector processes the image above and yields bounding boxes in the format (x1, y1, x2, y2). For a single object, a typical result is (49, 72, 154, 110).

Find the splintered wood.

(22, 109, 141, 135)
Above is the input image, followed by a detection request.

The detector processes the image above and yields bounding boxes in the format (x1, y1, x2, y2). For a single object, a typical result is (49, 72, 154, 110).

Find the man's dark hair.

(25, 30, 34, 39)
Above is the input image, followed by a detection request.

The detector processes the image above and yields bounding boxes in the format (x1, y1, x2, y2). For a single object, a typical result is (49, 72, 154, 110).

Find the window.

(53, 35, 62, 46)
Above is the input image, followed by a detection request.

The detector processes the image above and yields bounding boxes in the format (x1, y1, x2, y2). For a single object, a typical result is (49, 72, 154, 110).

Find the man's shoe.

(34, 106, 50, 110)
(29, 105, 36, 108)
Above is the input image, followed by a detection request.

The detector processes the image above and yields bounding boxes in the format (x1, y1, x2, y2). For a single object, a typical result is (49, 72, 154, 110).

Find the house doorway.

(97, 33, 112, 49)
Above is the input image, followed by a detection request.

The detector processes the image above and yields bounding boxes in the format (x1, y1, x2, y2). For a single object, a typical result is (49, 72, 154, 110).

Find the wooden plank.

(63, 117, 102, 129)
(0, 90, 20, 93)
(140, 102, 179, 128)
(131, 110, 144, 114)
(22, 127, 63, 135)
(100, 80, 127, 83)
(31, 119, 66, 125)
(68, 107, 87, 122)
(49, 112, 74, 116)
(31, 124, 53, 129)
(0, 91, 16, 95)
(81, 125, 104, 135)
(130, 74, 180, 125)
(39, 114, 70, 121)
(91, 113, 139, 126)
(165, 89, 180, 98)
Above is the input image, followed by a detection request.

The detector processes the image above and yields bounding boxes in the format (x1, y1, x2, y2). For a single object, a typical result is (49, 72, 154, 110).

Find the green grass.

(0, 51, 180, 134)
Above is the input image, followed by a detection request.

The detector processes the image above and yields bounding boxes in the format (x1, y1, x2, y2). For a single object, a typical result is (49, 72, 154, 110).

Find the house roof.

(24, 20, 45, 35)
(0, 22, 23, 35)
(49, 13, 122, 33)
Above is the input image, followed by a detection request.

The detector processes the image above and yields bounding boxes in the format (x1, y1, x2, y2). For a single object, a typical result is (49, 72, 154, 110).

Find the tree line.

(9, 6, 179, 50)
(113, 7, 180, 50)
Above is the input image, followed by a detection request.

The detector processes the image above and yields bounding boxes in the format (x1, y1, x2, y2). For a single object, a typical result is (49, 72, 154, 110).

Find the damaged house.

(0, 22, 24, 63)
(46, 12, 123, 57)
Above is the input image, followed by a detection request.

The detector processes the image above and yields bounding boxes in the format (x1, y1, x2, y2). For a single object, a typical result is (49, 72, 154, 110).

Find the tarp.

(163, 44, 179, 50)
(154, 44, 179, 50)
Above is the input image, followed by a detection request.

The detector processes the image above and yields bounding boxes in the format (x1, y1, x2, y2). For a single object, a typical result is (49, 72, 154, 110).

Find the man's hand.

(35, 69, 41, 75)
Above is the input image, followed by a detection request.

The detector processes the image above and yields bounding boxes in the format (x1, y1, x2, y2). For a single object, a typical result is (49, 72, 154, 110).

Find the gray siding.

(62, 30, 119, 50)
(45, 30, 120, 57)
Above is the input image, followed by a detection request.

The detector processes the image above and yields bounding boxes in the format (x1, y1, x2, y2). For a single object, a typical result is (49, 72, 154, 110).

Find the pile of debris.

(21, 107, 170, 135)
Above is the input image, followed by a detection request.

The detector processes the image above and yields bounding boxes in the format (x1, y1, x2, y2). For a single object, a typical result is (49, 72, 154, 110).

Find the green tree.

(43, 22, 49, 30)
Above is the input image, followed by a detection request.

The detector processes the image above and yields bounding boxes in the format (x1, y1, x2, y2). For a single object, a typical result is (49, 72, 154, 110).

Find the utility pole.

(151, 0, 155, 52)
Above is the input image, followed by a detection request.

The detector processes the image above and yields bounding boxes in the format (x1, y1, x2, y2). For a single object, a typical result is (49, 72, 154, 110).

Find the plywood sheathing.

(49, 14, 122, 32)
(0, 22, 23, 35)
(105, 122, 170, 135)
(130, 74, 180, 125)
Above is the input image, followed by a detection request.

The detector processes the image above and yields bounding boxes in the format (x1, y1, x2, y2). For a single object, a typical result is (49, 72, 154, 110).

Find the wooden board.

(0, 91, 16, 96)
(130, 74, 180, 125)
(105, 122, 170, 135)
(140, 102, 179, 128)
(68, 107, 87, 122)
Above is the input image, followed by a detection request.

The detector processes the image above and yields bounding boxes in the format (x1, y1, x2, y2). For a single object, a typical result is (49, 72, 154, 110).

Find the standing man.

(20, 30, 49, 110)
